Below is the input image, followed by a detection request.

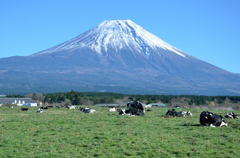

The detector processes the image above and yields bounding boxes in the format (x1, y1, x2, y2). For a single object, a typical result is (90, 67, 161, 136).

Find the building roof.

(0, 98, 36, 104)
(94, 103, 122, 107)
(148, 103, 165, 106)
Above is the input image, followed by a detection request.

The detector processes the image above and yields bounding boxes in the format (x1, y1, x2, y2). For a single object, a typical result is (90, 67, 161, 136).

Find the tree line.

(6, 91, 240, 106)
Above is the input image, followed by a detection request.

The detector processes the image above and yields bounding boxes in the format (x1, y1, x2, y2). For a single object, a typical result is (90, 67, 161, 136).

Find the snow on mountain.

(32, 20, 186, 58)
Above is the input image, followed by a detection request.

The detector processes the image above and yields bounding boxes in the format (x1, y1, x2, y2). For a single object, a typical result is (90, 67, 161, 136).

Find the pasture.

(0, 106, 239, 157)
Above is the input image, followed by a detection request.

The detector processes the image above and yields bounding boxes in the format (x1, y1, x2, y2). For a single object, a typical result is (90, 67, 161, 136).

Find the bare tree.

(33, 93, 45, 102)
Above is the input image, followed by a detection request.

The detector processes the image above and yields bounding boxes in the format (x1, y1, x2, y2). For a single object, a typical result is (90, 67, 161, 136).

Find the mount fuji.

(0, 20, 239, 95)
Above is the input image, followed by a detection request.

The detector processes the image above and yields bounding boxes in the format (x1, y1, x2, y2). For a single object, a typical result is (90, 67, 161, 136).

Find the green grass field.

(0, 106, 239, 157)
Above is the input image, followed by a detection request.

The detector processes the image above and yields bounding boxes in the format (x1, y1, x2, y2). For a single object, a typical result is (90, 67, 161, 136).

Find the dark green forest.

(5, 91, 240, 106)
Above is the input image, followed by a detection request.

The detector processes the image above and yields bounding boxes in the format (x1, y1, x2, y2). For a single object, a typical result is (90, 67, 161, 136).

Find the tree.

(73, 95, 81, 105)
(33, 93, 45, 102)
(44, 95, 49, 103)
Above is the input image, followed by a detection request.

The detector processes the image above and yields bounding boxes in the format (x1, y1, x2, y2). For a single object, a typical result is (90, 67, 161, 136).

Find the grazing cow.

(9, 106, 13, 108)
(68, 105, 76, 109)
(109, 107, 116, 112)
(21, 108, 29, 111)
(47, 106, 54, 108)
(119, 101, 145, 116)
(225, 112, 238, 119)
(166, 109, 177, 117)
(41, 106, 48, 110)
(177, 111, 193, 117)
(36, 108, 43, 113)
(200, 111, 228, 127)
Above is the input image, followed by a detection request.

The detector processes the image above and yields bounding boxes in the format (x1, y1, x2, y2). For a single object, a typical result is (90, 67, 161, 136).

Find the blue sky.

(1, 0, 240, 73)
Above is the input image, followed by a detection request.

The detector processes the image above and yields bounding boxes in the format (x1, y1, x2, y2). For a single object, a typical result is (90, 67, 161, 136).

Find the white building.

(0, 98, 37, 106)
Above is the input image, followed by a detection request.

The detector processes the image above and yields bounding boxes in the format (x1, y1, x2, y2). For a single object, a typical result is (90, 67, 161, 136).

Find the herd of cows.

(16, 100, 238, 127)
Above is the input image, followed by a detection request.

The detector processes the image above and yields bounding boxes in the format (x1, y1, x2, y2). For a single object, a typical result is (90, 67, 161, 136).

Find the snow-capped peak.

(32, 20, 186, 58)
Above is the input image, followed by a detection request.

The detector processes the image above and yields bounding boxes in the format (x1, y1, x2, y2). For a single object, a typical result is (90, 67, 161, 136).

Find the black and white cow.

(9, 106, 13, 108)
(177, 111, 193, 117)
(200, 111, 228, 127)
(119, 101, 145, 116)
(166, 109, 177, 117)
(79, 107, 85, 111)
(21, 108, 29, 111)
(68, 105, 76, 109)
(83, 108, 96, 113)
(79, 107, 96, 113)
(118, 109, 133, 115)
(225, 112, 238, 119)
(36, 108, 43, 113)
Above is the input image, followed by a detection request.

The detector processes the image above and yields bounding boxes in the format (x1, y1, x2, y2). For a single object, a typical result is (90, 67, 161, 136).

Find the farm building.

(146, 103, 165, 108)
(94, 103, 124, 108)
(0, 94, 6, 97)
(0, 98, 37, 106)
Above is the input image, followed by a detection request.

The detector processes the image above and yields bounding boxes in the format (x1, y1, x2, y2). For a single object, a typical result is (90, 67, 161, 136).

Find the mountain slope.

(0, 20, 239, 95)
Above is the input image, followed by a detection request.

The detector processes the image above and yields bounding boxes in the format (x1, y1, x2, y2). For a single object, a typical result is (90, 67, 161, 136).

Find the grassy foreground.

(0, 106, 239, 157)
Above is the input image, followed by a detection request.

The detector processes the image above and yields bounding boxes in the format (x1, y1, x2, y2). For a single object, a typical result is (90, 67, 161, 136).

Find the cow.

(118, 101, 145, 116)
(79, 107, 96, 113)
(79, 107, 87, 111)
(118, 109, 125, 115)
(127, 101, 144, 111)
(68, 105, 76, 109)
(118, 109, 132, 115)
(83, 108, 96, 114)
(117, 108, 124, 114)
(41, 106, 48, 110)
(177, 111, 193, 117)
(9, 106, 13, 108)
(21, 108, 29, 111)
(47, 106, 54, 108)
(36, 108, 43, 113)
(225, 112, 238, 119)
(166, 109, 177, 117)
(200, 111, 228, 127)
(79, 107, 85, 111)
(109, 107, 116, 112)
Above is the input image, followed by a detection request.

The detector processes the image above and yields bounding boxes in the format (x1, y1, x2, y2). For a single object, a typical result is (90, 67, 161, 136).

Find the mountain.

(0, 20, 239, 95)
